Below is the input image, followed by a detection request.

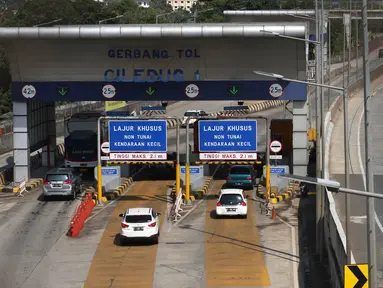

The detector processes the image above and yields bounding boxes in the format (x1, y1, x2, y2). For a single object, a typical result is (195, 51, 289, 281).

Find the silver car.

(43, 168, 82, 200)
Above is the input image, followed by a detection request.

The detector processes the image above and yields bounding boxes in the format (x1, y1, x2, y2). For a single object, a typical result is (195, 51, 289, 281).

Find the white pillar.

(293, 100, 309, 176)
(42, 103, 56, 167)
(13, 102, 30, 182)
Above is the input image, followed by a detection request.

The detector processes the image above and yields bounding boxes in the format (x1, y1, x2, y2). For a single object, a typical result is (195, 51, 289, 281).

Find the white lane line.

(356, 82, 383, 235)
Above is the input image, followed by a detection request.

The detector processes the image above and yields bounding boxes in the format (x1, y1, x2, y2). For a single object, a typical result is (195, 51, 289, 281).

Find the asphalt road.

(0, 100, 286, 288)
(0, 175, 94, 288)
(331, 77, 383, 284)
(309, 55, 383, 127)
(358, 84, 383, 282)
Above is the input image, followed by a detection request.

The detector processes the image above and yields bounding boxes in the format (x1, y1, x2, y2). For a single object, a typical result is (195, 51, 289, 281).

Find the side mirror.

(245, 195, 249, 199)
(157, 212, 162, 217)
(119, 213, 124, 217)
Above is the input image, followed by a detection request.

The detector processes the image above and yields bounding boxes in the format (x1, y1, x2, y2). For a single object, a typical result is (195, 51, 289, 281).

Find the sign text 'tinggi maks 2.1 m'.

(108, 120, 167, 160)
(198, 119, 257, 160)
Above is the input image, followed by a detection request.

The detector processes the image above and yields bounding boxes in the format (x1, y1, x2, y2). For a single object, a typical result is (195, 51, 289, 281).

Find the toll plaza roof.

(223, 10, 315, 16)
(0, 23, 306, 39)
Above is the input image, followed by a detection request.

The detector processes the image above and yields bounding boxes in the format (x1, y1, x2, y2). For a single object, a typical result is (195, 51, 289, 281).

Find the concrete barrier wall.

(323, 61, 383, 287)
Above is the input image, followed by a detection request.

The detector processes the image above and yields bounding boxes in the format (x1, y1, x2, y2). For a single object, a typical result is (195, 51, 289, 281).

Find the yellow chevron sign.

(344, 264, 368, 288)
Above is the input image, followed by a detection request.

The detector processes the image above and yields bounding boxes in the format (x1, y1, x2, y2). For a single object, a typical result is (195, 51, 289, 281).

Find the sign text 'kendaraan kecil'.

(108, 120, 167, 160)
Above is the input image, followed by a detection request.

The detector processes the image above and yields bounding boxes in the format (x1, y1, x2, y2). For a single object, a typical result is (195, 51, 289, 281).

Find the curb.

(194, 176, 213, 199)
(26, 178, 43, 191)
(255, 181, 295, 203)
(102, 177, 133, 201)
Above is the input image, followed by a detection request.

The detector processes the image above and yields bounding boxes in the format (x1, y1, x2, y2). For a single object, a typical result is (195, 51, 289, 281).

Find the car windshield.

(229, 167, 250, 174)
(184, 111, 199, 116)
(125, 215, 152, 223)
(46, 174, 69, 181)
(219, 194, 243, 205)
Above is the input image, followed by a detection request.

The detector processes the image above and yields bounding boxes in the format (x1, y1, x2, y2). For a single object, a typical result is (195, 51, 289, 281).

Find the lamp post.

(98, 15, 124, 24)
(33, 18, 62, 27)
(156, 11, 179, 24)
(259, 31, 327, 255)
(193, 8, 215, 23)
(253, 69, 352, 264)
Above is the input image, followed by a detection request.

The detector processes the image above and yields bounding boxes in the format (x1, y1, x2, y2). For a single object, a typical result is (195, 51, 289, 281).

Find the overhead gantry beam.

(0, 23, 306, 39)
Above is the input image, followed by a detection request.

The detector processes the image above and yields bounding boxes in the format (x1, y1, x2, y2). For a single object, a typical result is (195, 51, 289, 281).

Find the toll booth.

(140, 106, 166, 116)
(270, 119, 293, 170)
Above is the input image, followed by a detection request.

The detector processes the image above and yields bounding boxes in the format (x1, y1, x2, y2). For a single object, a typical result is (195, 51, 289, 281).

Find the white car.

(216, 189, 248, 218)
(119, 207, 161, 244)
(181, 110, 208, 127)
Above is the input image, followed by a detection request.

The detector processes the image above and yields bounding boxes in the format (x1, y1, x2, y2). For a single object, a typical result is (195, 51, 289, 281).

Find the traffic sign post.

(269, 140, 282, 164)
(101, 141, 110, 154)
(270, 140, 282, 154)
(344, 264, 368, 288)
(185, 115, 271, 202)
(96, 116, 181, 204)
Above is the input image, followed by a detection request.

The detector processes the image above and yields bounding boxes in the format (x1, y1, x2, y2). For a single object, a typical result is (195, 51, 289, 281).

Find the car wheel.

(243, 214, 248, 219)
(72, 190, 76, 200)
(153, 234, 159, 244)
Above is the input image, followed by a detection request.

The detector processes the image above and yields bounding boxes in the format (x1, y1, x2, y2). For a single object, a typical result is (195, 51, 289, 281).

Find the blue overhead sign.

(102, 168, 118, 175)
(270, 167, 286, 174)
(108, 120, 167, 153)
(181, 167, 201, 174)
(12, 81, 307, 102)
(198, 120, 257, 152)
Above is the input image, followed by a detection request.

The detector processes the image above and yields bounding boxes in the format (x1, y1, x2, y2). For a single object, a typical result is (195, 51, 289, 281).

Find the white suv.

(119, 208, 161, 244)
(181, 110, 208, 128)
(216, 189, 248, 218)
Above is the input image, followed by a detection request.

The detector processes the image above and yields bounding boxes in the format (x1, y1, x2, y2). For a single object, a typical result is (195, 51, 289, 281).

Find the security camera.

(278, 174, 341, 193)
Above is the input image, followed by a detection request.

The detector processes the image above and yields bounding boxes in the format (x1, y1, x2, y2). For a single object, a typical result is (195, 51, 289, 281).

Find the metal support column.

(361, 0, 377, 284)
(315, 0, 323, 256)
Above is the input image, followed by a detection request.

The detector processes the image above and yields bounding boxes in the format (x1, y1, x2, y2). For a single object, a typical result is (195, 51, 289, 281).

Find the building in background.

(167, 0, 197, 11)
(136, 0, 150, 8)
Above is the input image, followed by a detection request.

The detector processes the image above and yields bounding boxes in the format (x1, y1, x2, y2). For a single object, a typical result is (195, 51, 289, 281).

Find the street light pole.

(341, 13, 352, 264)
(361, 0, 377, 283)
(33, 18, 62, 27)
(99, 15, 123, 24)
(193, 8, 214, 23)
(253, 69, 355, 262)
(314, 0, 323, 258)
(156, 11, 178, 24)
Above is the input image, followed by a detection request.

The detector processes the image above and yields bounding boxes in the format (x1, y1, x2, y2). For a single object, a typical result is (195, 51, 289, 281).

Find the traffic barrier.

(67, 191, 96, 237)
(195, 176, 213, 199)
(102, 177, 133, 201)
(26, 178, 43, 191)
